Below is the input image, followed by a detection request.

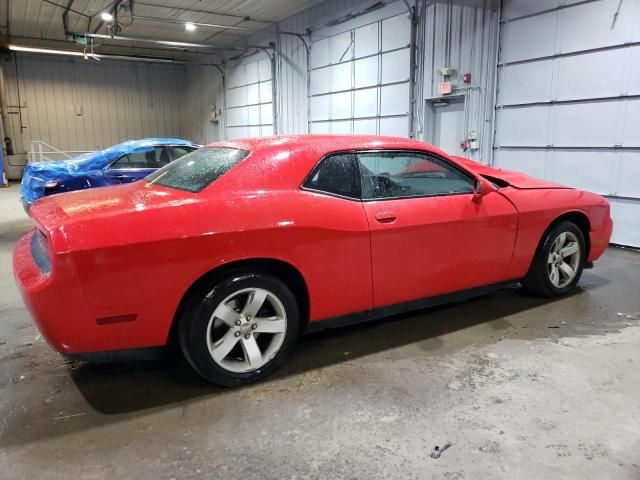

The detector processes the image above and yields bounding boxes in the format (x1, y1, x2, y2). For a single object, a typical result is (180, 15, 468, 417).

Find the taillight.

(31, 229, 52, 275)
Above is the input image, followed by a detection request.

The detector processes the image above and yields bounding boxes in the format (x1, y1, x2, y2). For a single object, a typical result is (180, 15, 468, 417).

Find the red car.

(13, 135, 612, 386)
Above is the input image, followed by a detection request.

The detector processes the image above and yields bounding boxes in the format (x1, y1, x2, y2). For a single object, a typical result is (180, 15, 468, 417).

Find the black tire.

(178, 271, 300, 387)
(522, 221, 586, 297)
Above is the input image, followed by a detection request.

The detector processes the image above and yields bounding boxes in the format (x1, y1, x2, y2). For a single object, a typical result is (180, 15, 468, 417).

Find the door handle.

(375, 212, 397, 223)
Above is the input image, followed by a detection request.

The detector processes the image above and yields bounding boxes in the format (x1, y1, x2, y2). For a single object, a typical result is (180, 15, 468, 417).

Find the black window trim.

(300, 148, 476, 202)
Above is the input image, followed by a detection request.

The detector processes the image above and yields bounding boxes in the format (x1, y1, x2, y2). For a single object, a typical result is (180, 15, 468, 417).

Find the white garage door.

(225, 56, 274, 140)
(494, 0, 640, 247)
(308, 11, 411, 137)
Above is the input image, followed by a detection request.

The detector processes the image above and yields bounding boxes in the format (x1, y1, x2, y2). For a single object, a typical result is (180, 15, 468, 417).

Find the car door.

(358, 150, 518, 309)
(103, 146, 171, 184)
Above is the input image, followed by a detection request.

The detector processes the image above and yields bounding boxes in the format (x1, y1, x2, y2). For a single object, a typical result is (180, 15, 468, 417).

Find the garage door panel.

(554, 49, 625, 100)
(629, 47, 640, 94)
(610, 198, 640, 246)
(502, 0, 561, 20)
(227, 66, 246, 89)
(260, 104, 273, 124)
(496, 106, 550, 146)
(355, 22, 379, 58)
(499, 61, 553, 105)
(547, 150, 618, 194)
(331, 62, 352, 92)
(500, 12, 557, 63)
(247, 84, 259, 105)
(494, 149, 547, 179)
(331, 92, 352, 119)
(354, 88, 378, 118)
(355, 57, 378, 88)
(551, 102, 622, 147)
(622, 99, 640, 147)
(618, 152, 640, 198)
(354, 118, 377, 134)
(380, 83, 409, 116)
(248, 126, 260, 137)
(227, 107, 249, 127)
(311, 66, 330, 95)
(559, 0, 634, 54)
(261, 125, 274, 136)
(381, 15, 410, 51)
(311, 121, 330, 134)
(381, 49, 410, 84)
(226, 87, 247, 108)
(331, 32, 353, 64)
(258, 59, 271, 81)
(311, 38, 330, 69)
(380, 116, 408, 137)
(331, 120, 352, 134)
(247, 105, 260, 124)
(259, 81, 273, 103)
(310, 95, 330, 121)
(245, 62, 259, 84)
(226, 126, 247, 140)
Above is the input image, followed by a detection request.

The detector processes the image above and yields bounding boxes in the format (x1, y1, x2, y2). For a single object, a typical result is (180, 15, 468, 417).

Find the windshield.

(146, 147, 249, 193)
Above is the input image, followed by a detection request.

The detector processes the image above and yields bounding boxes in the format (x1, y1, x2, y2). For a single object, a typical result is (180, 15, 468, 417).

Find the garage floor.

(1, 182, 639, 479)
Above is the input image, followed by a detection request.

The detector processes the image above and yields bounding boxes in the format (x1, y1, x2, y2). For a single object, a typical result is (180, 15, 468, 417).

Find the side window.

(171, 146, 196, 160)
(358, 152, 473, 200)
(110, 147, 169, 169)
(303, 154, 360, 199)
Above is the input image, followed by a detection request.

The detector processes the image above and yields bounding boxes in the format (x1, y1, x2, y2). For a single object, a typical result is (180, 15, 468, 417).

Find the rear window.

(146, 147, 249, 193)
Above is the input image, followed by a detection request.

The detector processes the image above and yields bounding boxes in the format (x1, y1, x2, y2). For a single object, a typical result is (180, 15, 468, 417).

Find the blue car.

(21, 138, 199, 210)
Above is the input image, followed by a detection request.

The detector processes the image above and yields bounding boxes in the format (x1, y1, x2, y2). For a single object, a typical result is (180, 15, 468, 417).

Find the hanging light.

(100, 11, 114, 22)
(185, 22, 197, 32)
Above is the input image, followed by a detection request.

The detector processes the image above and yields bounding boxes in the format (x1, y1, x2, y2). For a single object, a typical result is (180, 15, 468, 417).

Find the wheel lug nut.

(244, 334, 250, 339)
(234, 331, 241, 337)
(246, 316, 252, 322)
(251, 324, 257, 330)
(235, 320, 241, 326)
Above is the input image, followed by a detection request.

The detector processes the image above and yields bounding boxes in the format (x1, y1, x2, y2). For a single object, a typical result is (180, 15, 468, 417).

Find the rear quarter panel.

(500, 188, 611, 279)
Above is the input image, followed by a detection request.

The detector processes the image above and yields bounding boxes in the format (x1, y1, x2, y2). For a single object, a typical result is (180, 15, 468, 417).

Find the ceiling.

(0, 0, 323, 61)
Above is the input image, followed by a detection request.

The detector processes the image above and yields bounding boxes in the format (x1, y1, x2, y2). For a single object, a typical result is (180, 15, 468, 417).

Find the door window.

(358, 151, 473, 200)
(110, 146, 170, 169)
(303, 154, 360, 199)
(170, 146, 197, 160)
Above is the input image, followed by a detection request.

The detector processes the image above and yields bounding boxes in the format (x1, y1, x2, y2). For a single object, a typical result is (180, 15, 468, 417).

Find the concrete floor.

(0, 182, 639, 479)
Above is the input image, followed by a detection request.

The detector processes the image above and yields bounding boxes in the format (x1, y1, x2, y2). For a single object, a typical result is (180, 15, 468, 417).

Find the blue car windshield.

(146, 147, 249, 193)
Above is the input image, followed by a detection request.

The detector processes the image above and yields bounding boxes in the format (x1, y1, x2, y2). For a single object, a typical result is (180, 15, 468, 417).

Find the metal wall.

(422, 1, 499, 162)
(494, 0, 640, 247)
(2, 54, 188, 154)
(181, 64, 225, 145)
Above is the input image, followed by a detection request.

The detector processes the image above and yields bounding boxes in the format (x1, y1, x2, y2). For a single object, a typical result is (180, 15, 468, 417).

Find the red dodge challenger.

(13, 135, 612, 386)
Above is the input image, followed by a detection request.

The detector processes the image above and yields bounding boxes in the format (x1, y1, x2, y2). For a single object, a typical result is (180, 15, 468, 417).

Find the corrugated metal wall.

(494, 0, 640, 247)
(422, 1, 499, 163)
(3, 54, 188, 154)
(181, 64, 225, 145)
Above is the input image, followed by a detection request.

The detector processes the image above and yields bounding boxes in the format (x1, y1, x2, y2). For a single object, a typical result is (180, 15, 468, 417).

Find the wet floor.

(1, 183, 639, 479)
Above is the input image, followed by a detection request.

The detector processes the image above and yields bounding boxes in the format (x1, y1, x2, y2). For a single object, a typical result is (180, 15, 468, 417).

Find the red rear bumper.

(13, 230, 170, 354)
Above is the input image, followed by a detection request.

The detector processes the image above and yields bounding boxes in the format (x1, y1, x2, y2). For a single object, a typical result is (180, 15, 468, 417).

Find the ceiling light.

(8, 44, 90, 57)
(101, 12, 114, 22)
(185, 22, 197, 31)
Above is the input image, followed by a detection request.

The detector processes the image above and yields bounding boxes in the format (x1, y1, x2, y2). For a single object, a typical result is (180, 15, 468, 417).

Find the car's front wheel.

(178, 272, 300, 386)
(522, 221, 586, 297)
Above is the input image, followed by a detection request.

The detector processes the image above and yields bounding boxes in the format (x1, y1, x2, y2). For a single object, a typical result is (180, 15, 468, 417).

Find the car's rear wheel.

(522, 221, 586, 297)
(178, 272, 300, 386)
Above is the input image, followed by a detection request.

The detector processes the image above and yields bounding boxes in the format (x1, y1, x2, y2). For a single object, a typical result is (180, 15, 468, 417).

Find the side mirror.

(472, 177, 492, 202)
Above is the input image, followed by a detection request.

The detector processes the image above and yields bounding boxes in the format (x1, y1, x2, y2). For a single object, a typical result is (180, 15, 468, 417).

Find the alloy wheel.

(547, 231, 581, 288)
(206, 288, 287, 373)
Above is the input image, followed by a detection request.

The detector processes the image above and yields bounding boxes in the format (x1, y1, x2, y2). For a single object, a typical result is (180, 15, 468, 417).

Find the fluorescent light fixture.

(8, 44, 183, 64)
(185, 22, 197, 31)
(8, 44, 93, 57)
(101, 11, 114, 22)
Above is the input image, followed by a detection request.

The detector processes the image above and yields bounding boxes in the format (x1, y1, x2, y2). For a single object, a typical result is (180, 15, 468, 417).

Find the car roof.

(207, 134, 429, 155)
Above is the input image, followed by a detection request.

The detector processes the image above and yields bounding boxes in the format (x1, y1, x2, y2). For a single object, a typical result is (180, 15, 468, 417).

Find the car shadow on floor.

(68, 284, 593, 415)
